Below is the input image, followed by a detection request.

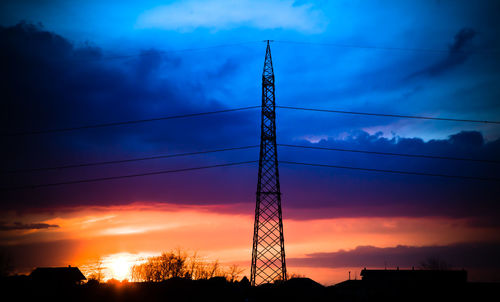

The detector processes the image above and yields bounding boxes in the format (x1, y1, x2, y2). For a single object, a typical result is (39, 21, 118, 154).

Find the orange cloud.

(2, 202, 499, 284)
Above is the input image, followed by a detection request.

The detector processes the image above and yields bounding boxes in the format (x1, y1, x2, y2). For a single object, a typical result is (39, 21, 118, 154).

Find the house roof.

(360, 268, 467, 283)
(30, 266, 86, 281)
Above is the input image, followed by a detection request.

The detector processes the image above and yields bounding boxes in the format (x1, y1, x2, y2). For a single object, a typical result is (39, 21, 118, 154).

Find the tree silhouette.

(87, 257, 104, 283)
(419, 257, 452, 270)
(130, 249, 244, 282)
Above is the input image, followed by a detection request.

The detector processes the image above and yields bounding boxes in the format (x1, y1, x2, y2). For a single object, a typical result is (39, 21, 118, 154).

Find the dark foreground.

(1, 276, 498, 302)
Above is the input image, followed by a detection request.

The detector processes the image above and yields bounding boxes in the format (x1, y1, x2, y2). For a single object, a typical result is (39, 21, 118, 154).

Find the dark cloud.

(0, 22, 255, 149)
(279, 130, 500, 220)
(0, 22, 258, 210)
(0, 222, 59, 231)
(288, 242, 500, 270)
(408, 27, 477, 78)
(450, 28, 477, 53)
(0, 23, 498, 224)
(448, 130, 483, 146)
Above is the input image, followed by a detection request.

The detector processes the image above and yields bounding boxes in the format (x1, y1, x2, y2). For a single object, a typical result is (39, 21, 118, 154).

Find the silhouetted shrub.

(130, 249, 244, 282)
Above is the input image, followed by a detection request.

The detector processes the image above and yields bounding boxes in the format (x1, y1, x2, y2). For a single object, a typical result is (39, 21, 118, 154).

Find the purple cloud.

(0, 222, 59, 231)
(288, 242, 500, 269)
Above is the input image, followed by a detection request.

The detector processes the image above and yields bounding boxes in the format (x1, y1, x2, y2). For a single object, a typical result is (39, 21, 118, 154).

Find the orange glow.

(104, 253, 135, 281)
(3, 202, 500, 285)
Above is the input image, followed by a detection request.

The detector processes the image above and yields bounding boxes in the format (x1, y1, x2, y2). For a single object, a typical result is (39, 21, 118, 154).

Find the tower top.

(263, 40, 274, 77)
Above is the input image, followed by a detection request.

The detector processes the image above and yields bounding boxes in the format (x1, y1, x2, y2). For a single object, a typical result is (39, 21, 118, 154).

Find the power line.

(3, 145, 260, 174)
(1, 161, 258, 191)
(280, 160, 500, 182)
(55, 41, 261, 62)
(5, 104, 498, 137)
(4, 106, 261, 136)
(278, 144, 500, 164)
(276, 105, 500, 124)
(5, 142, 496, 175)
(50, 40, 500, 63)
(274, 40, 500, 55)
(4, 157, 497, 191)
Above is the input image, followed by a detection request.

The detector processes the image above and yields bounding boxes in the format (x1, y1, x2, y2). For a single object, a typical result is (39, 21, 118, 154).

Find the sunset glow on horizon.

(3, 201, 499, 284)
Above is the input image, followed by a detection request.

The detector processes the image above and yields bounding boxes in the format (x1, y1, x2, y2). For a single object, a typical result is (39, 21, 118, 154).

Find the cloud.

(0, 222, 59, 231)
(288, 242, 500, 269)
(450, 28, 476, 53)
(0, 22, 258, 210)
(0, 23, 498, 225)
(136, 0, 326, 33)
(409, 27, 477, 78)
(279, 130, 500, 220)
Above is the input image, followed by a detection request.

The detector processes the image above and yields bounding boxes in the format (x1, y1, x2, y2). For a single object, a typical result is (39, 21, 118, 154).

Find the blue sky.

(2, 0, 499, 209)
(2, 0, 499, 141)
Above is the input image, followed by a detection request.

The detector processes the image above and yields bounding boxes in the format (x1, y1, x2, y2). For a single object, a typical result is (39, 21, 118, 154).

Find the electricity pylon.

(250, 40, 287, 286)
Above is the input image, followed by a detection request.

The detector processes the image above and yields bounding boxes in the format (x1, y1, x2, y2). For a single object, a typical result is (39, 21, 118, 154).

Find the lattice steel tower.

(250, 40, 287, 286)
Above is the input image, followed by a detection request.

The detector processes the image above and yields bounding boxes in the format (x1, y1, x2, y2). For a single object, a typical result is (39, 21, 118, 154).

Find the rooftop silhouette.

(30, 266, 86, 285)
(360, 268, 467, 284)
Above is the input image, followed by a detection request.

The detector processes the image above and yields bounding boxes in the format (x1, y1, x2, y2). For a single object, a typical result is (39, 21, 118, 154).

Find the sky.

(1, 0, 500, 284)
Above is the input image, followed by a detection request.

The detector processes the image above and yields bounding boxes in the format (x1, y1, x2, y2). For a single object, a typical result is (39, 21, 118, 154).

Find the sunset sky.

(1, 0, 500, 285)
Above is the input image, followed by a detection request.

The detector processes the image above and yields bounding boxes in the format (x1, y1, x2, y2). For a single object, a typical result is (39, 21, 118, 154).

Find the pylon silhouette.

(250, 40, 287, 286)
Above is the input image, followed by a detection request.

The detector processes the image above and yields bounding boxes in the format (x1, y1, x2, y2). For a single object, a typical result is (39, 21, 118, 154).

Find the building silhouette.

(360, 268, 467, 284)
(30, 266, 86, 285)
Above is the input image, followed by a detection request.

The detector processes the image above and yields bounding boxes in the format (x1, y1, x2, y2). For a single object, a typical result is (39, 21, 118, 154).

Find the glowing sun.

(104, 253, 136, 281)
